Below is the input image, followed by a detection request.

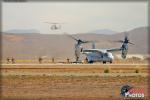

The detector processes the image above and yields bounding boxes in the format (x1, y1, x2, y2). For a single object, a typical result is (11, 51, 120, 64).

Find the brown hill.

(1, 27, 149, 60)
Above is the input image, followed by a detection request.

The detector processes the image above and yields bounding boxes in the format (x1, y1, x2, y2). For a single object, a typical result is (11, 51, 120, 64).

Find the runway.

(1, 63, 149, 77)
(2, 72, 149, 77)
(1, 63, 149, 66)
(1, 63, 150, 99)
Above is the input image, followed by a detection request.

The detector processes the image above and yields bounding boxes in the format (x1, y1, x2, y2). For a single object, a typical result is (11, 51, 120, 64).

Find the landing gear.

(103, 61, 106, 64)
(89, 61, 94, 64)
(110, 60, 112, 64)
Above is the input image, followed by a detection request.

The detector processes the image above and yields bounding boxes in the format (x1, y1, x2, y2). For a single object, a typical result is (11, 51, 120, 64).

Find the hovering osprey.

(44, 22, 64, 30)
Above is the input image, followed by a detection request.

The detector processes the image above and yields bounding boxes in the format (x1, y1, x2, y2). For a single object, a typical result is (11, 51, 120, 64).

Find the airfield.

(0, 60, 150, 100)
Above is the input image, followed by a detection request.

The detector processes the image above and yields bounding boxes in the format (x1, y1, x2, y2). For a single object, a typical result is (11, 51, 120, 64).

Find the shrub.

(135, 69, 139, 73)
(104, 69, 109, 73)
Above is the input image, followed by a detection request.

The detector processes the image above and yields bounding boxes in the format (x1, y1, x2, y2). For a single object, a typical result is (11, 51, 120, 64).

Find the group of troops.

(6, 57, 56, 64)
(6, 57, 15, 64)
(6, 57, 81, 64)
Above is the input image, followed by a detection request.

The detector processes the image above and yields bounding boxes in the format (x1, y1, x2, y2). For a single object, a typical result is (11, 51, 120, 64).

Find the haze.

(2, 2, 148, 34)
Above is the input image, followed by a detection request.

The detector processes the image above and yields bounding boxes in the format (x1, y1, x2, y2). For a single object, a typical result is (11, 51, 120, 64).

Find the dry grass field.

(0, 63, 150, 100)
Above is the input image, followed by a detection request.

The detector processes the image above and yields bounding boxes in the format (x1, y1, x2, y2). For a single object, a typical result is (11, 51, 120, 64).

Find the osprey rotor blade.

(82, 41, 91, 43)
(128, 42, 135, 45)
(65, 33, 79, 41)
(114, 40, 124, 43)
(44, 22, 59, 24)
(82, 40, 98, 44)
(124, 32, 130, 41)
(124, 31, 129, 38)
(124, 32, 135, 45)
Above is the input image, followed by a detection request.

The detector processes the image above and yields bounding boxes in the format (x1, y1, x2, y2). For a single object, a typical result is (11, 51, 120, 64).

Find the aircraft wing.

(82, 49, 106, 54)
(107, 48, 122, 52)
(83, 48, 122, 54)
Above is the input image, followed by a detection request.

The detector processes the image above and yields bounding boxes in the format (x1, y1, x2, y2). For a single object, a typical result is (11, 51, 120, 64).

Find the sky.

(2, 2, 148, 34)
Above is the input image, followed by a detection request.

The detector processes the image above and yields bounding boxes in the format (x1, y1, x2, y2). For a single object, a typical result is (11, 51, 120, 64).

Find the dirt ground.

(0, 64, 150, 100)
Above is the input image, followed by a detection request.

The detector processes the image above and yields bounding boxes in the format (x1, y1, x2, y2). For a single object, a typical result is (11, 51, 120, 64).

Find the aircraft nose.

(108, 53, 114, 60)
(110, 55, 114, 60)
(112, 56, 114, 60)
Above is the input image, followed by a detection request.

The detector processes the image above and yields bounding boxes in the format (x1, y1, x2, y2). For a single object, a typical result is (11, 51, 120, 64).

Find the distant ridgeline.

(2, 27, 149, 60)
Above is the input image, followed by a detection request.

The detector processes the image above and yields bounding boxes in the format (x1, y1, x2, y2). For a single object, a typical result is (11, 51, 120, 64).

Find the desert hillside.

(1, 27, 149, 60)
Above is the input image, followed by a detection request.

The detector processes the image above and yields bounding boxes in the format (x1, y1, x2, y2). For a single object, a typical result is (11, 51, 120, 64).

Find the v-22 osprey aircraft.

(82, 33, 134, 64)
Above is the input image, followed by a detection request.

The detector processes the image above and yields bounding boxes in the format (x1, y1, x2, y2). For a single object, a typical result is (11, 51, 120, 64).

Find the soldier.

(52, 57, 55, 63)
(11, 57, 15, 64)
(84, 57, 88, 64)
(38, 57, 42, 64)
(6, 57, 10, 64)
(67, 58, 70, 63)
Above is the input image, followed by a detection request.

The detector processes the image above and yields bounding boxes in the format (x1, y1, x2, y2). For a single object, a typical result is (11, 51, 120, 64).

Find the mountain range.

(1, 26, 149, 60)
(89, 29, 118, 35)
(5, 29, 40, 34)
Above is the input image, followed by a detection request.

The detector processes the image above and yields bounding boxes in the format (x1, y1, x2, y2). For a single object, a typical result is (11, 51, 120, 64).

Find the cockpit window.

(104, 53, 108, 56)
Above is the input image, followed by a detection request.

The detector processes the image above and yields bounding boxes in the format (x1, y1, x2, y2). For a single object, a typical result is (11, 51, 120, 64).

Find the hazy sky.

(2, 2, 148, 34)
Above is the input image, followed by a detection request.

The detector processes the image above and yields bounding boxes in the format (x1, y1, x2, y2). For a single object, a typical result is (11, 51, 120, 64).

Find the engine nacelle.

(122, 49, 128, 59)
(121, 43, 128, 59)
(75, 44, 83, 61)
